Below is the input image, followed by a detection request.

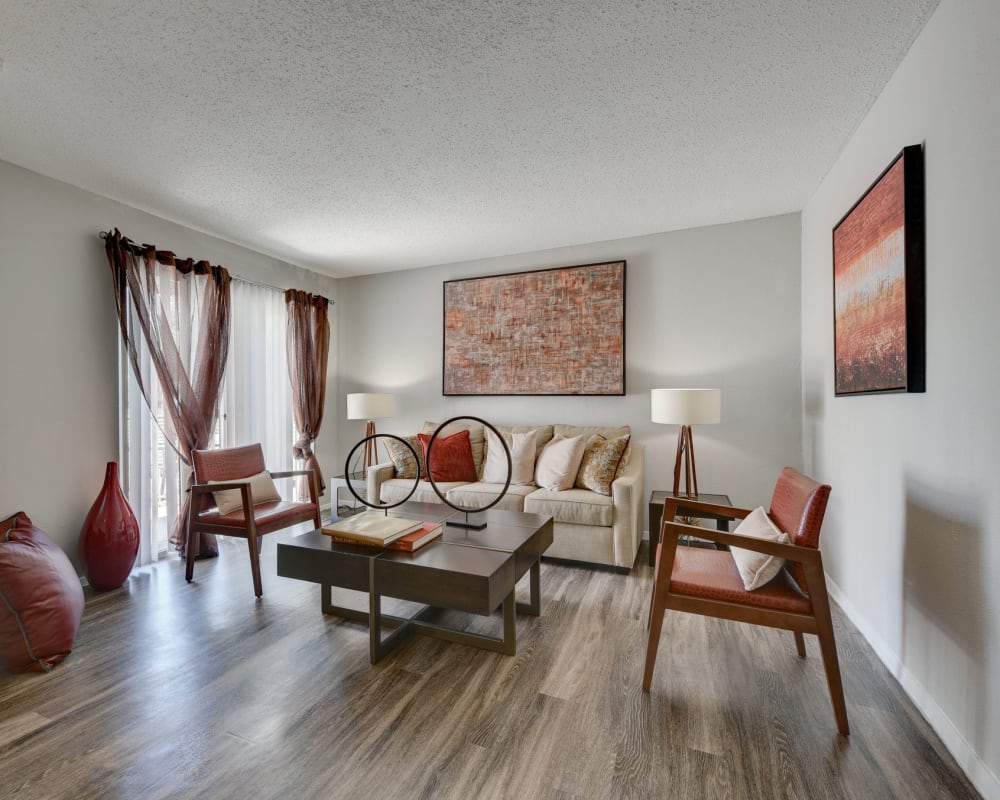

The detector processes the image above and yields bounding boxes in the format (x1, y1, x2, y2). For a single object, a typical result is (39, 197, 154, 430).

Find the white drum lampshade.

(346, 393, 395, 421)
(347, 393, 395, 473)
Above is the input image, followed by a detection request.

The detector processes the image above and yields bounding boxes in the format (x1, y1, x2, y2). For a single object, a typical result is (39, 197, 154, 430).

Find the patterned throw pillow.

(383, 434, 423, 479)
(574, 434, 631, 496)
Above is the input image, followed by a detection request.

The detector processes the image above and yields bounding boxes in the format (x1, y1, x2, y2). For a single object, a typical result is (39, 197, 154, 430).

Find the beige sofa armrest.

(611, 442, 645, 569)
(366, 462, 396, 505)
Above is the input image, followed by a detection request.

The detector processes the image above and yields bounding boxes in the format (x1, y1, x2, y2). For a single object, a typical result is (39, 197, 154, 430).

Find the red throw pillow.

(0, 511, 85, 673)
(417, 429, 478, 483)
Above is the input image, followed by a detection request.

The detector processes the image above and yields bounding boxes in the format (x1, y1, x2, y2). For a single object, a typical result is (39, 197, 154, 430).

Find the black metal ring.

(344, 434, 419, 510)
(424, 416, 512, 513)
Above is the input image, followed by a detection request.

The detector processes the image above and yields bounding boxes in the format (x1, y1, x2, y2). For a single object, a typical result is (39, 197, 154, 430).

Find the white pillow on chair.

(209, 470, 281, 515)
(730, 506, 791, 590)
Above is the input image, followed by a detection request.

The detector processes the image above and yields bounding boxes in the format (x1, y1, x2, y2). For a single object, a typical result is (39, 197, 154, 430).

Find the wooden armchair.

(185, 444, 322, 597)
(643, 467, 849, 735)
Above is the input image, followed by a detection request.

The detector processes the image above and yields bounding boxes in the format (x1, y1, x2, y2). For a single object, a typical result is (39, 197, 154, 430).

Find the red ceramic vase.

(79, 462, 140, 591)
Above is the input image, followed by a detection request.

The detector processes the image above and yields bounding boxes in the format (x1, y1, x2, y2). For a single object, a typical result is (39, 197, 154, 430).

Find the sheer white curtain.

(123, 278, 295, 564)
(223, 280, 296, 486)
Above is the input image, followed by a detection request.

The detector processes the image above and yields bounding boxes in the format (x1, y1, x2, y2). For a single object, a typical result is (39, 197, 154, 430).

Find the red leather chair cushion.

(0, 511, 85, 672)
(198, 500, 320, 533)
(670, 546, 813, 614)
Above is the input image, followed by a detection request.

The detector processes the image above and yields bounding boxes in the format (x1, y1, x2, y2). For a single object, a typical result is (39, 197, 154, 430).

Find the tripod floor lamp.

(347, 392, 395, 475)
(651, 388, 721, 498)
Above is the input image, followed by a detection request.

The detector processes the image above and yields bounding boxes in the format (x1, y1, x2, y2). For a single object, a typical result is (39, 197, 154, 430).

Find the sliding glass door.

(121, 279, 295, 564)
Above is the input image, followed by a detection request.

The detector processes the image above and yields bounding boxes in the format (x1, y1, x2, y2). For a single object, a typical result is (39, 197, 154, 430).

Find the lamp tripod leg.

(686, 426, 698, 497)
(672, 427, 685, 496)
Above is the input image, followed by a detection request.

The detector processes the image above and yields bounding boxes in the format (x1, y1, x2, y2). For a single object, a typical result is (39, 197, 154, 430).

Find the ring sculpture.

(344, 434, 420, 511)
(425, 416, 511, 530)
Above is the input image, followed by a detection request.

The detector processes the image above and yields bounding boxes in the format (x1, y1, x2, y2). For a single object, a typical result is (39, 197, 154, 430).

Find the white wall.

(0, 160, 339, 569)
(800, 0, 1000, 795)
(337, 213, 802, 516)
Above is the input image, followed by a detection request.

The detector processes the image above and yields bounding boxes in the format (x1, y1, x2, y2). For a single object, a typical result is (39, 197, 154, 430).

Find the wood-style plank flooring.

(0, 530, 981, 799)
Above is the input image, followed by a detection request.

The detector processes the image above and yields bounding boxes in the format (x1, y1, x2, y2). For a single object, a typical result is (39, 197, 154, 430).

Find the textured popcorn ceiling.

(0, 1, 938, 277)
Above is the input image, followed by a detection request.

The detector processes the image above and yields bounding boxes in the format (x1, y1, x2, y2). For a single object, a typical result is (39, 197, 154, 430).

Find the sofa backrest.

(494, 424, 555, 461)
(554, 424, 631, 441)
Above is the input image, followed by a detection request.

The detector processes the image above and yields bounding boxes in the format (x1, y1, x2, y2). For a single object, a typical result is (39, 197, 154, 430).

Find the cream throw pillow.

(210, 470, 281, 515)
(534, 434, 587, 491)
(730, 506, 791, 590)
(482, 428, 537, 485)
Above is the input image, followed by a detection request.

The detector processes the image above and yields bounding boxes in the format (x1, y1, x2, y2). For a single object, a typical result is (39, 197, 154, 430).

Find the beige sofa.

(366, 422, 645, 571)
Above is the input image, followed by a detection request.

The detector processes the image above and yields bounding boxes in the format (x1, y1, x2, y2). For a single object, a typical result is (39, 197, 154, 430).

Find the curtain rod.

(98, 232, 331, 300)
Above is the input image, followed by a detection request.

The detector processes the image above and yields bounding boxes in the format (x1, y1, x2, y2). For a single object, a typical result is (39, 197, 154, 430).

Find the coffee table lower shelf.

(321, 564, 517, 663)
(277, 507, 553, 664)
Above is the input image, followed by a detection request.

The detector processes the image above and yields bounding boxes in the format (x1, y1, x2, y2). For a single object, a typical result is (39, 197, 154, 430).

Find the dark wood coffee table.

(276, 504, 554, 663)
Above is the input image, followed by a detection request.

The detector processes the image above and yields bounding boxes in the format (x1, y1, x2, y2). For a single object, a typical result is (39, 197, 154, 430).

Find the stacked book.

(321, 512, 443, 552)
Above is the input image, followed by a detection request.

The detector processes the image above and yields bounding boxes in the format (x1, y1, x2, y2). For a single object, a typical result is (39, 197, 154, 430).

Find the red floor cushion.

(0, 511, 85, 672)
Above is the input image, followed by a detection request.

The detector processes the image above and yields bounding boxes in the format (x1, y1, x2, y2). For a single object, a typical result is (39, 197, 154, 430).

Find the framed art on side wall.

(443, 261, 625, 396)
(833, 144, 925, 396)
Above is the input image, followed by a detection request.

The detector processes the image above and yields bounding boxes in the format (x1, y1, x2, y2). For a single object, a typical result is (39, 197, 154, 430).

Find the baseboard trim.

(827, 576, 1000, 800)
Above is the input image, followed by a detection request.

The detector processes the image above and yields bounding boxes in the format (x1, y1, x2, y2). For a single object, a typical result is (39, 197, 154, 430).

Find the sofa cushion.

(482, 428, 537, 485)
(0, 511, 85, 673)
(380, 478, 468, 505)
(575, 434, 631, 496)
(534, 434, 587, 491)
(524, 487, 614, 527)
(418, 429, 478, 483)
(423, 420, 485, 477)
(383, 434, 423, 479)
(446, 482, 535, 512)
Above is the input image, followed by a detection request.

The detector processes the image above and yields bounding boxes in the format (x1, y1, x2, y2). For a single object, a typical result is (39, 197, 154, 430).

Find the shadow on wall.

(902, 475, 987, 757)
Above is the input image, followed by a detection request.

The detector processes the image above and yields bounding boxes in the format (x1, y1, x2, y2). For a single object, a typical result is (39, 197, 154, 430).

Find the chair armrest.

(271, 468, 320, 506)
(191, 481, 254, 515)
(192, 480, 249, 492)
(269, 469, 313, 479)
(662, 497, 752, 523)
(661, 520, 821, 565)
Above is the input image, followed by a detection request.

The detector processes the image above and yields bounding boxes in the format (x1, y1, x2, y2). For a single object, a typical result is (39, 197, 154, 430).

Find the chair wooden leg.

(794, 631, 806, 657)
(246, 535, 263, 598)
(816, 614, 849, 735)
(642, 601, 666, 692)
(185, 526, 198, 583)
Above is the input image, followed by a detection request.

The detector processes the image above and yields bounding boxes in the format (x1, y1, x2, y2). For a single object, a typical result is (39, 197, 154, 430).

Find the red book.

(386, 522, 443, 552)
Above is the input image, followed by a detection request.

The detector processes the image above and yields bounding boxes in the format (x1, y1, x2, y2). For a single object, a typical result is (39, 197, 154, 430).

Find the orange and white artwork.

(833, 147, 924, 395)
(443, 262, 625, 396)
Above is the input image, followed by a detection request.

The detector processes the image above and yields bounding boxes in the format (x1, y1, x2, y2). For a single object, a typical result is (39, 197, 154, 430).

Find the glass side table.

(329, 473, 367, 520)
(647, 490, 732, 566)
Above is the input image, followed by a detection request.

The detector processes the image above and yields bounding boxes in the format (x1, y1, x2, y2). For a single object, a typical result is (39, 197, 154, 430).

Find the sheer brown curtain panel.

(285, 290, 330, 494)
(104, 228, 232, 557)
